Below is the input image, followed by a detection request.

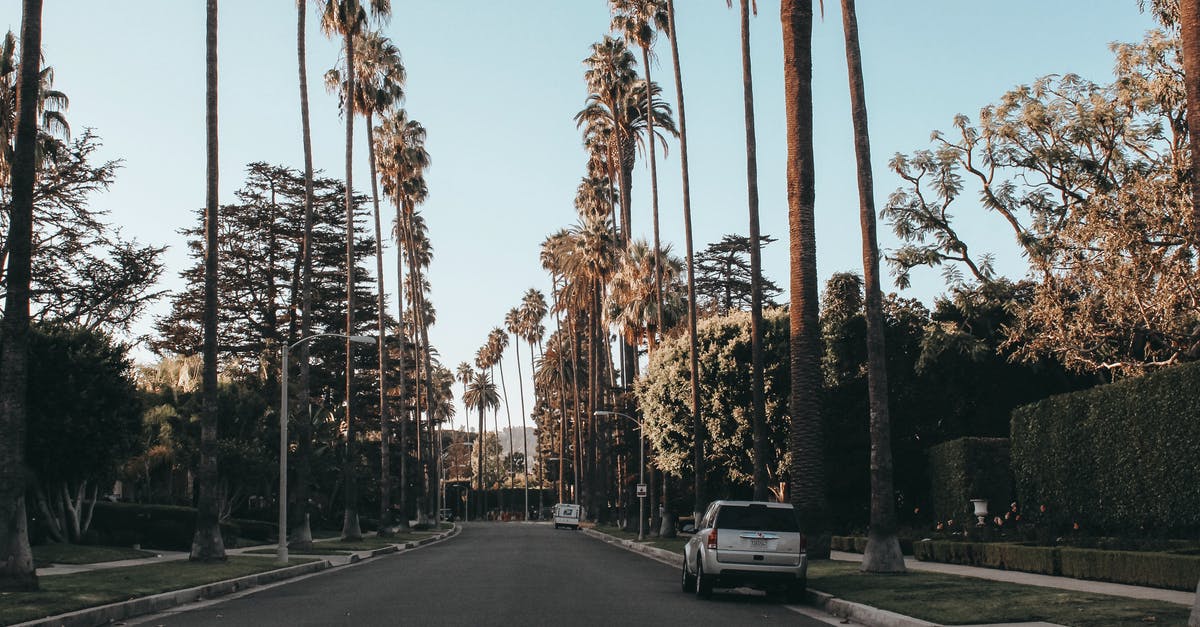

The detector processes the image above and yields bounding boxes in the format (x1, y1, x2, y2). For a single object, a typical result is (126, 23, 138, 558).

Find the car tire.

(785, 578, 806, 604)
(681, 559, 696, 593)
(554, 523, 560, 529)
(695, 559, 713, 599)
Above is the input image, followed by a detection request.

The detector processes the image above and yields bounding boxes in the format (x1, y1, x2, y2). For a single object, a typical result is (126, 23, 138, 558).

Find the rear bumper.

(701, 552, 807, 588)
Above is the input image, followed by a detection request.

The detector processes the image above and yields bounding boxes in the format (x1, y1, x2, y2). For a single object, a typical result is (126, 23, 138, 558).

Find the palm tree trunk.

(1181, 0, 1200, 243)
(476, 407, 485, 519)
(735, 0, 770, 503)
(499, 352, 516, 495)
(514, 335, 530, 518)
(192, 0, 226, 563)
(293, 0, 317, 549)
(0, 0, 43, 591)
(412, 261, 438, 522)
(552, 279, 569, 503)
(366, 114, 393, 533)
(568, 309, 584, 507)
(781, 0, 830, 558)
(841, 0, 905, 573)
(394, 199, 410, 530)
(665, 0, 705, 524)
(341, 27, 362, 542)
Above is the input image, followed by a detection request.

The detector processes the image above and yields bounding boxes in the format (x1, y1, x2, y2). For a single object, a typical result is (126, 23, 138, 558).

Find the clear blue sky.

(1, 1, 1158, 430)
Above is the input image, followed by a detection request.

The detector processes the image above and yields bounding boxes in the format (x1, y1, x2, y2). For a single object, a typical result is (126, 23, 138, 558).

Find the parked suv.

(681, 500, 807, 601)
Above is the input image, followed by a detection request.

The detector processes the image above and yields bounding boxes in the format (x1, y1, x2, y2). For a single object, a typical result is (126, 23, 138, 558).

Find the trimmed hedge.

(1011, 361, 1200, 536)
(914, 540, 1200, 590)
(831, 535, 914, 556)
(87, 502, 249, 550)
(927, 437, 1013, 525)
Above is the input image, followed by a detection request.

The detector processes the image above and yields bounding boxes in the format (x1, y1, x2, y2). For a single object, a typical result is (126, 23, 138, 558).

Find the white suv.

(681, 500, 807, 601)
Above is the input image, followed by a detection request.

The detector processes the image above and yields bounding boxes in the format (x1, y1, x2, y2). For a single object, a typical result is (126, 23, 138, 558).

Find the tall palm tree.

(663, 0, 704, 526)
(540, 237, 578, 504)
(291, 0, 318, 550)
(724, 0, 770, 503)
(580, 36, 637, 242)
(505, 307, 530, 516)
(462, 370, 499, 520)
(190, 0, 226, 563)
(0, 28, 68, 190)
(319, 0, 390, 543)
(781, 0, 829, 558)
(0, 0, 43, 590)
(519, 289, 547, 513)
(487, 326, 516, 496)
(456, 362, 473, 430)
(840, 0, 904, 573)
(610, 0, 669, 358)
(329, 26, 406, 533)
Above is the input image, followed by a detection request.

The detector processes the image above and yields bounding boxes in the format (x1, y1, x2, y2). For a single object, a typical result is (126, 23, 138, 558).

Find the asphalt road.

(134, 522, 829, 626)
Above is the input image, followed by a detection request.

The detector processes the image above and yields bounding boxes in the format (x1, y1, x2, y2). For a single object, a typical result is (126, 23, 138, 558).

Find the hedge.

(926, 437, 1013, 526)
(1011, 361, 1200, 536)
(831, 535, 914, 556)
(86, 502, 253, 550)
(914, 540, 1200, 590)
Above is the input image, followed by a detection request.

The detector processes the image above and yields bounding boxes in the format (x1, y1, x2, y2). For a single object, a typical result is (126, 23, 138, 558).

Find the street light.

(278, 333, 375, 565)
(594, 410, 645, 541)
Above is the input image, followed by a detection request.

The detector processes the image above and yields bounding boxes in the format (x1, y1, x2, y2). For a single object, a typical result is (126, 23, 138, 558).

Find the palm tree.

(780, 0, 829, 558)
(487, 326, 516, 499)
(723, 0, 770, 503)
(291, 0, 318, 550)
(519, 289, 548, 513)
(610, 0, 669, 357)
(0, 0, 43, 590)
(462, 370, 499, 520)
(840, 0, 904, 573)
(662, 0, 704, 527)
(190, 0, 226, 563)
(319, 0, 390, 542)
(580, 36, 637, 242)
(0, 28, 68, 190)
(329, 26, 406, 533)
(504, 308, 529, 516)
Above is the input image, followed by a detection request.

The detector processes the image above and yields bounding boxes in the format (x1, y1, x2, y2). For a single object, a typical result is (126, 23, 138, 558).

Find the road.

(133, 522, 831, 626)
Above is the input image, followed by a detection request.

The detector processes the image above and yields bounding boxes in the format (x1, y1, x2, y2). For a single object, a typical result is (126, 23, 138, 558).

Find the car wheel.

(695, 559, 713, 599)
(785, 577, 806, 604)
(554, 523, 560, 529)
(681, 559, 696, 593)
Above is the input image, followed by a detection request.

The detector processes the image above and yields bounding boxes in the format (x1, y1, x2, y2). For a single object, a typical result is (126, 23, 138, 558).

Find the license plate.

(749, 538, 768, 548)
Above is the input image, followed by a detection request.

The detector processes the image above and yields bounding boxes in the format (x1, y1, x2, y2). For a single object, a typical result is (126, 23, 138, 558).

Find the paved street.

(132, 522, 827, 626)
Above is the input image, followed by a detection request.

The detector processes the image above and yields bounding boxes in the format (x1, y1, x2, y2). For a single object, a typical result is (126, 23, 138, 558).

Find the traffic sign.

(636, 483, 647, 498)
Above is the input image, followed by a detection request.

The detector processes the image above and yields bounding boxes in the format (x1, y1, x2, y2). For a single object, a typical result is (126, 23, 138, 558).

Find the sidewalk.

(17, 525, 459, 627)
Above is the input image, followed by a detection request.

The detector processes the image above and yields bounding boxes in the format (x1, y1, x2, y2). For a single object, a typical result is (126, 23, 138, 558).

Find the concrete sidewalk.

(831, 550, 1195, 606)
(17, 525, 460, 627)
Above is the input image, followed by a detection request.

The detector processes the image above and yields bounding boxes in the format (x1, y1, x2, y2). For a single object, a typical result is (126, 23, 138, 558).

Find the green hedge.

(926, 437, 1013, 525)
(87, 502, 246, 550)
(831, 535, 914, 556)
(914, 540, 1200, 590)
(1011, 361, 1200, 536)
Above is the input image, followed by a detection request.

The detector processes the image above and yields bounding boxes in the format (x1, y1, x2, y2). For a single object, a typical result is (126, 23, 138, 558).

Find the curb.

(17, 525, 461, 627)
(13, 560, 331, 627)
(582, 528, 935, 627)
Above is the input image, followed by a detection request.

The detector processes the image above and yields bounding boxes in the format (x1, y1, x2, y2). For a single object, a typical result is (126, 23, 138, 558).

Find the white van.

(552, 503, 581, 529)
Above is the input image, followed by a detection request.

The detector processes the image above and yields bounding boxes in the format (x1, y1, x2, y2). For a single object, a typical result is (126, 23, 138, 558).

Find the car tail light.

(706, 529, 718, 549)
(800, 533, 808, 553)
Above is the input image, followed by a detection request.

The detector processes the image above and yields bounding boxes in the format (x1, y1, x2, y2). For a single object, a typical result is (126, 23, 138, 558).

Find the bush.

(1011, 361, 1200, 536)
(831, 535, 914, 555)
(88, 502, 242, 550)
(927, 437, 1014, 526)
(914, 540, 1200, 589)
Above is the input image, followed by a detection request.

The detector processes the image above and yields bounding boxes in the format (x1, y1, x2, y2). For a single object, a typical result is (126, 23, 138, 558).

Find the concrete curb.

(13, 560, 331, 627)
(17, 524, 461, 627)
(582, 528, 936, 627)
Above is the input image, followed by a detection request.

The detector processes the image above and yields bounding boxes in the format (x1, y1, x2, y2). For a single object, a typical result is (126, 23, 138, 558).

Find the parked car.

(552, 503, 581, 529)
(681, 500, 807, 601)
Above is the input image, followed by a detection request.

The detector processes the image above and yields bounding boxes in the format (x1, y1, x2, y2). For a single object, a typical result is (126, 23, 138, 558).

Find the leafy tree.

(885, 31, 1198, 375)
(694, 234, 781, 315)
(25, 324, 141, 543)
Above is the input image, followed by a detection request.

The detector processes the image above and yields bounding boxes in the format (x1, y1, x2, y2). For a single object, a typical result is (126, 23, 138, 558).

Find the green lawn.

(807, 561, 1189, 627)
(241, 533, 435, 556)
(1, 556, 315, 625)
(593, 525, 689, 555)
(32, 543, 158, 567)
(589, 527, 1190, 627)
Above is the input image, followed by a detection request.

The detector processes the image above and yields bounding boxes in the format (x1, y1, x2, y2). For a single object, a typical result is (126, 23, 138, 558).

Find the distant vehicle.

(682, 500, 807, 602)
(439, 508, 456, 523)
(552, 503, 581, 530)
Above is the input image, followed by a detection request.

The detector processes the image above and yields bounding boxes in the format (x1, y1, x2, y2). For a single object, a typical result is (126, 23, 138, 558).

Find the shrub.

(927, 437, 1014, 526)
(1011, 361, 1200, 536)
(1059, 548, 1200, 591)
(831, 535, 914, 555)
(88, 502, 242, 550)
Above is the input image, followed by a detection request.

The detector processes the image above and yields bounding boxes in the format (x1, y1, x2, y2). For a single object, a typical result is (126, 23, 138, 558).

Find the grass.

(807, 561, 1190, 626)
(32, 543, 158, 567)
(588, 526, 1191, 627)
(240, 532, 437, 555)
(0, 556, 315, 625)
(593, 524, 689, 555)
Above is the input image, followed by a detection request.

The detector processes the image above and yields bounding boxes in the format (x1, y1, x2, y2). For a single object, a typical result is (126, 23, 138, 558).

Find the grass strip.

(594, 525, 688, 555)
(32, 544, 158, 566)
(807, 561, 1189, 627)
(0, 556, 315, 625)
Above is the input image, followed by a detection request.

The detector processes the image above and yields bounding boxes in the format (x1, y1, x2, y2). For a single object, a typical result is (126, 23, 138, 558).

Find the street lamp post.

(278, 333, 375, 565)
(594, 411, 645, 541)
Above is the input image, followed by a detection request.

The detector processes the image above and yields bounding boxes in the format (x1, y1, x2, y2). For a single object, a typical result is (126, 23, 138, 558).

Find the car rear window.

(715, 505, 799, 532)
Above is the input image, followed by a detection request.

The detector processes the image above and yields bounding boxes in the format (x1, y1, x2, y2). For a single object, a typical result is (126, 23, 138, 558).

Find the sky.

(0, 1, 1160, 432)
